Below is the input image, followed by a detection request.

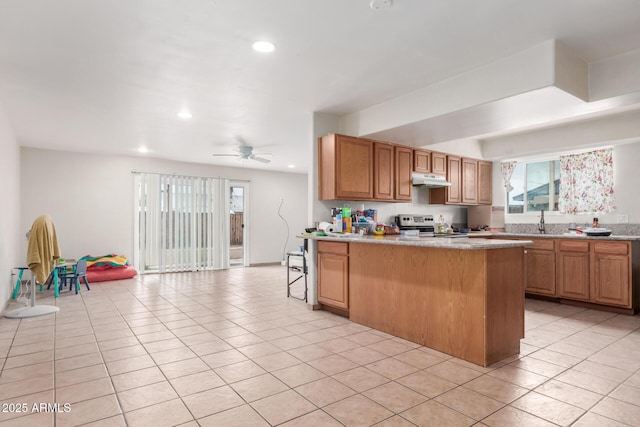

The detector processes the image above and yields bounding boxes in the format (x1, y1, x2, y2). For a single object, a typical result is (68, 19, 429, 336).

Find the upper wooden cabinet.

(461, 158, 478, 204)
(374, 142, 394, 200)
(429, 155, 462, 204)
(431, 152, 447, 176)
(395, 146, 413, 201)
(318, 134, 373, 200)
(413, 149, 430, 174)
(318, 134, 489, 204)
(413, 149, 447, 176)
(430, 156, 492, 206)
(478, 161, 493, 205)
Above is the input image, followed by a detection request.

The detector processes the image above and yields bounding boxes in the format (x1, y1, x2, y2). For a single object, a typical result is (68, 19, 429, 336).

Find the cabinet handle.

(524, 250, 528, 254)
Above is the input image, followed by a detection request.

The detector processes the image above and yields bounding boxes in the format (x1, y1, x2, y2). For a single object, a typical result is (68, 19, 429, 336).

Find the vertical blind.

(133, 173, 230, 274)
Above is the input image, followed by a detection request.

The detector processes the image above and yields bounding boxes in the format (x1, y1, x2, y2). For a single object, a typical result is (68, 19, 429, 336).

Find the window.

(507, 160, 560, 214)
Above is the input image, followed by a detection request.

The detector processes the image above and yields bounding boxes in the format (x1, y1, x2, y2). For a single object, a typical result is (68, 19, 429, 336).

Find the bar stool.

(287, 241, 308, 302)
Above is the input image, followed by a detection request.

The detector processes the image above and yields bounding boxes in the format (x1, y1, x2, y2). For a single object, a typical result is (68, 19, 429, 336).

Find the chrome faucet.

(538, 209, 546, 234)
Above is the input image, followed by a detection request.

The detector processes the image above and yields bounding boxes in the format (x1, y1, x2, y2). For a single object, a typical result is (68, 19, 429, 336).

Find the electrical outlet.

(617, 214, 629, 223)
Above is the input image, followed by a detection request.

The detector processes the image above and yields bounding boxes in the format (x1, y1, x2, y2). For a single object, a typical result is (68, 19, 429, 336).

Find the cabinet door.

(431, 152, 447, 176)
(593, 254, 631, 307)
(447, 155, 462, 204)
(557, 248, 590, 301)
(461, 158, 478, 204)
(395, 146, 413, 201)
(525, 249, 556, 296)
(335, 135, 373, 200)
(478, 161, 493, 205)
(413, 149, 430, 173)
(317, 253, 349, 310)
(374, 142, 394, 200)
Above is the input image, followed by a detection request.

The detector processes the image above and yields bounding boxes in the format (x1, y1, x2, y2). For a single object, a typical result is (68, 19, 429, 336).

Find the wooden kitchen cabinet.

(431, 151, 447, 176)
(524, 239, 556, 296)
(430, 155, 462, 204)
(478, 160, 493, 205)
(394, 145, 413, 201)
(514, 237, 639, 313)
(413, 149, 430, 174)
(557, 240, 590, 301)
(318, 134, 373, 200)
(461, 158, 478, 204)
(592, 242, 631, 307)
(429, 155, 491, 206)
(374, 142, 394, 200)
(317, 241, 349, 311)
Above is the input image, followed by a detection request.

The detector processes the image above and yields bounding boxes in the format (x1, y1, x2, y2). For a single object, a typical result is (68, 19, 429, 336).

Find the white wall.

(20, 148, 308, 267)
(0, 100, 21, 310)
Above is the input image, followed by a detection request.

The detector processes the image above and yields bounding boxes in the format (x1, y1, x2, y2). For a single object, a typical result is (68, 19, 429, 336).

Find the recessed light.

(287, 164, 295, 168)
(252, 40, 275, 53)
(138, 146, 149, 153)
(177, 110, 192, 120)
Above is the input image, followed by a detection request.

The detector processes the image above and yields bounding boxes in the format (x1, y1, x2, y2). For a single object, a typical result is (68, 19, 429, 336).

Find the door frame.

(228, 181, 249, 267)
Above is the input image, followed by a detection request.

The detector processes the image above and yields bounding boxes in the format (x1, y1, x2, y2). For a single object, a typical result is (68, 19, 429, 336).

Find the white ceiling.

(1, 0, 640, 172)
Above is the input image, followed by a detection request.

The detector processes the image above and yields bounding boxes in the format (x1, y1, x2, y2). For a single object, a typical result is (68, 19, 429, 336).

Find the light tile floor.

(2, 265, 640, 426)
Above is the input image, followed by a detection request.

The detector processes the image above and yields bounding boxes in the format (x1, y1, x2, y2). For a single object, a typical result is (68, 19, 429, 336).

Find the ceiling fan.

(212, 145, 271, 164)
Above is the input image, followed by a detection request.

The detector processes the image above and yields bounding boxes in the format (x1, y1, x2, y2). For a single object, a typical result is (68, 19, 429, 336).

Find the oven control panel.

(397, 214, 435, 227)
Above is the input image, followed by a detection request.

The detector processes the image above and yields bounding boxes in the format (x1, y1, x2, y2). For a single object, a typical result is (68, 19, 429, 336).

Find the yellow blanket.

(27, 214, 60, 284)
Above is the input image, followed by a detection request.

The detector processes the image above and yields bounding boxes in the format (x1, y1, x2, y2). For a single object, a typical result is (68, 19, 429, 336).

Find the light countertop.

(300, 233, 532, 250)
(468, 232, 640, 241)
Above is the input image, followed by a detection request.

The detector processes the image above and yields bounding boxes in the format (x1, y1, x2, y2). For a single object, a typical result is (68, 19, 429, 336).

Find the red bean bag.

(86, 265, 137, 283)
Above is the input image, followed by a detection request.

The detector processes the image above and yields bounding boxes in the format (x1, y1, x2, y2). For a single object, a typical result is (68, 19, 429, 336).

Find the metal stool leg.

(12, 268, 26, 299)
(286, 251, 308, 302)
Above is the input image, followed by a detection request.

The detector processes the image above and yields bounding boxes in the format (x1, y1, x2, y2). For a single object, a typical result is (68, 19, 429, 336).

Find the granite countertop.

(469, 232, 640, 241)
(300, 234, 532, 250)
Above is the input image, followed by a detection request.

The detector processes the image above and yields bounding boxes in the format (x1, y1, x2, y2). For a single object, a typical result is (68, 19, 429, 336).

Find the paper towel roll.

(318, 222, 339, 233)
(318, 221, 331, 231)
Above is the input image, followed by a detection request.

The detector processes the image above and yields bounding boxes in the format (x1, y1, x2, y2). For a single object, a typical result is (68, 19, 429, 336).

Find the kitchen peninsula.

(306, 235, 532, 367)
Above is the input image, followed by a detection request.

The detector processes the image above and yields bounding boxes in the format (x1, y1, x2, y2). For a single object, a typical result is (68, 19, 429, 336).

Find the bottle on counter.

(593, 217, 599, 228)
(437, 214, 446, 234)
(342, 206, 352, 233)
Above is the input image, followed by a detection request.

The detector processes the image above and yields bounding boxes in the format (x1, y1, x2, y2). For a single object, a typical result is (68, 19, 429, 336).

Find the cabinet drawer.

(593, 242, 629, 255)
(529, 239, 555, 251)
(318, 241, 349, 255)
(558, 240, 589, 252)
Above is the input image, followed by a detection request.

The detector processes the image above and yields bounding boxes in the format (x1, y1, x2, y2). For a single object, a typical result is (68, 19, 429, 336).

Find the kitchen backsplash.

(506, 223, 640, 236)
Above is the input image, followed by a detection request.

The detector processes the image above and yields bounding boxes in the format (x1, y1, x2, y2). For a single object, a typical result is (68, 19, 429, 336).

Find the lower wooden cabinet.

(519, 238, 636, 312)
(592, 242, 631, 307)
(524, 239, 556, 296)
(317, 241, 349, 311)
(557, 245, 590, 301)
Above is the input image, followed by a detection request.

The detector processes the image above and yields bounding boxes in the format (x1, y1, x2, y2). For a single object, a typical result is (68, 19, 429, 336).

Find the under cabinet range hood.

(411, 173, 452, 187)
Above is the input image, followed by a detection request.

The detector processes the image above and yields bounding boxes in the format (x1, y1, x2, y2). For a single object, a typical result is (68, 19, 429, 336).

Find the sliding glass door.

(133, 173, 232, 273)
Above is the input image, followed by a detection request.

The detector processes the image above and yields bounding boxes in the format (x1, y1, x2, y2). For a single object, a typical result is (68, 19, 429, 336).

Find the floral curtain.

(559, 148, 615, 214)
(500, 161, 517, 192)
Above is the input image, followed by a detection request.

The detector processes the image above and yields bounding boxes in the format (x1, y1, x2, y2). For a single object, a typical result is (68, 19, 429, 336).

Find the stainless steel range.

(396, 214, 435, 236)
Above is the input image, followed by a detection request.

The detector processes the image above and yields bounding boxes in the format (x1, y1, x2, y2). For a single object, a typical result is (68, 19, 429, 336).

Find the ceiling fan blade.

(250, 155, 271, 164)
